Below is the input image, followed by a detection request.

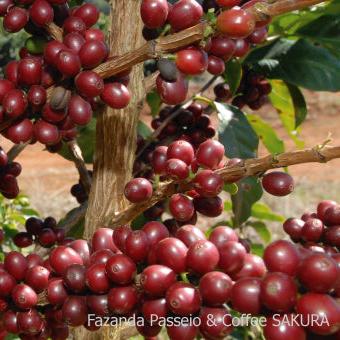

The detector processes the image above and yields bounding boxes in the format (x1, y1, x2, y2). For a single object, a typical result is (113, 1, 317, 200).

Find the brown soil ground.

(1, 90, 340, 223)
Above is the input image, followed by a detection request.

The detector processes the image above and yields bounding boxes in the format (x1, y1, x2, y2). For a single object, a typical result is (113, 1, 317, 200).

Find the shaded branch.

(7, 142, 29, 162)
(110, 144, 340, 227)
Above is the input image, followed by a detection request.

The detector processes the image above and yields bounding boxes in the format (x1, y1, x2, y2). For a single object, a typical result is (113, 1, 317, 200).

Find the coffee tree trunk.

(77, 0, 144, 339)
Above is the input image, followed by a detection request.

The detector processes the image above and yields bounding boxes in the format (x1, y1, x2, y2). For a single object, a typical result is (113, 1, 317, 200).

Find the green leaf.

(67, 218, 85, 239)
(286, 84, 308, 128)
(223, 183, 238, 195)
(246, 114, 285, 154)
(131, 214, 148, 230)
(146, 90, 162, 117)
(269, 80, 304, 148)
(223, 58, 242, 95)
(137, 120, 152, 139)
(231, 177, 263, 227)
(251, 243, 265, 257)
(251, 202, 285, 222)
(247, 221, 272, 244)
(246, 38, 340, 91)
(59, 119, 96, 164)
(216, 103, 259, 159)
(21, 208, 39, 217)
(224, 201, 232, 211)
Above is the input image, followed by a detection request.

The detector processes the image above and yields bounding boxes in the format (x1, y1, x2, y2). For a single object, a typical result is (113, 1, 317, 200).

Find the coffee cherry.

(142, 297, 167, 321)
(247, 26, 268, 44)
(169, 194, 195, 222)
(264, 240, 300, 276)
(157, 58, 178, 82)
(108, 286, 138, 315)
(112, 225, 132, 253)
(73, 3, 99, 28)
(196, 139, 225, 169)
(87, 294, 109, 316)
(17, 309, 43, 335)
(217, 7, 255, 38)
(79, 40, 108, 69)
(175, 224, 206, 247)
(199, 271, 233, 306)
(186, 240, 219, 275)
(44, 41, 66, 66)
(262, 171, 294, 196)
(0, 79, 15, 104)
(324, 225, 340, 247)
(296, 293, 340, 335)
(0, 0, 13, 16)
(283, 217, 304, 241)
(28, 85, 47, 108)
(62, 296, 87, 327)
(298, 253, 338, 293)
(63, 16, 86, 35)
(12, 283, 38, 309)
(25, 265, 50, 293)
(105, 254, 136, 285)
(86, 263, 110, 294)
(3, 309, 19, 334)
(199, 307, 233, 338)
(47, 278, 68, 305)
(166, 322, 198, 340)
(4, 60, 19, 85)
(193, 170, 224, 197)
(216, 0, 240, 7)
(156, 73, 188, 105)
(166, 282, 201, 315)
(125, 230, 149, 263)
(264, 315, 306, 340)
(176, 48, 208, 75)
(142, 221, 169, 246)
(3, 89, 27, 119)
(75, 71, 104, 98)
(124, 177, 153, 203)
(49, 246, 84, 275)
(317, 200, 337, 221)
(4, 251, 28, 281)
(218, 241, 247, 274)
(29, 0, 54, 27)
(152, 146, 168, 174)
(193, 196, 223, 217)
(140, 264, 176, 297)
(209, 226, 238, 249)
(166, 158, 189, 180)
(260, 272, 297, 312)
(100, 83, 130, 109)
(67, 95, 93, 126)
(63, 264, 86, 293)
(168, 0, 203, 31)
(34, 120, 60, 145)
(156, 237, 188, 273)
(324, 205, 340, 226)
(141, 0, 169, 29)
(56, 50, 81, 77)
(90, 249, 115, 266)
(0, 270, 16, 297)
(209, 36, 236, 60)
(3, 7, 29, 33)
(63, 32, 86, 52)
(92, 228, 118, 253)
(13, 232, 33, 248)
(167, 140, 195, 165)
(232, 253, 266, 280)
(70, 239, 91, 266)
(301, 218, 324, 242)
(207, 56, 225, 75)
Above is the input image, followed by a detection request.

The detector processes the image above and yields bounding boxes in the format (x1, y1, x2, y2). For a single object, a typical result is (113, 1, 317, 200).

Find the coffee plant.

(0, 0, 339, 339)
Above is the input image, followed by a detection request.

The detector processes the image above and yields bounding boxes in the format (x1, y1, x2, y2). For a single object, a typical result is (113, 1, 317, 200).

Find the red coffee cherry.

(124, 177, 153, 203)
(142, 221, 169, 246)
(207, 56, 226, 75)
(86, 263, 110, 294)
(56, 50, 81, 77)
(264, 239, 300, 276)
(63, 16, 86, 35)
(67, 95, 93, 126)
(231, 277, 261, 314)
(317, 200, 337, 221)
(62, 296, 88, 327)
(175, 224, 206, 247)
(193, 196, 223, 217)
(209, 226, 238, 249)
(262, 171, 294, 196)
(3, 7, 29, 33)
(100, 83, 130, 109)
(49, 246, 83, 276)
(3, 89, 27, 119)
(91, 227, 119, 253)
(125, 230, 149, 263)
(28, 85, 47, 108)
(75, 71, 104, 98)
(283, 217, 304, 241)
(301, 218, 324, 242)
(232, 253, 266, 280)
(73, 3, 99, 28)
(176, 48, 208, 75)
(0, 0, 13, 16)
(156, 73, 188, 105)
(140, 0, 169, 29)
(167, 140, 195, 165)
(218, 241, 246, 274)
(44, 41, 66, 66)
(166, 282, 201, 315)
(47, 278, 68, 305)
(63, 264, 86, 293)
(108, 286, 138, 315)
(260, 272, 297, 312)
(105, 254, 136, 285)
(4, 251, 28, 281)
(168, 0, 203, 31)
(169, 193, 195, 222)
(324, 205, 340, 226)
(196, 139, 225, 169)
(79, 40, 108, 69)
(13, 232, 33, 248)
(25, 265, 50, 293)
(29, 0, 54, 27)
(0, 270, 16, 297)
(166, 158, 189, 180)
(12, 283, 38, 309)
(216, 0, 240, 7)
(193, 170, 224, 197)
(33, 120, 60, 145)
(63, 32, 86, 52)
(217, 7, 255, 38)
(297, 253, 338, 293)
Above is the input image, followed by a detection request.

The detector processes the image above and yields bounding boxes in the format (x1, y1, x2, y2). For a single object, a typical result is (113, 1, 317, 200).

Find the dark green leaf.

(246, 114, 285, 154)
(251, 243, 265, 257)
(231, 177, 263, 227)
(246, 39, 340, 91)
(223, 58, 242, 95)
(138, 120, 152, 139)
(131, 214, 148, 230)
(286, 83, 308, 128)
(251, 202, 285, 222)
(146, 90, 162, 117)
(247, 221, 272, 244)
(216, 103, 259, 159)
(223, 183, 238, 195)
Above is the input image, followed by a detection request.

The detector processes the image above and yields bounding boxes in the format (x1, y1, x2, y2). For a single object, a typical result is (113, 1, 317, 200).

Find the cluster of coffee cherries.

(0, 146, 22, 198)
(283, 199, 340, 250)
(0, 1, 131, 148)
(140, 0, 269, 105)
(70, 170, 92, 204)
(1, 215, 339, 339)
(12, 216, 69, 249)
(214, 67, 272, 110)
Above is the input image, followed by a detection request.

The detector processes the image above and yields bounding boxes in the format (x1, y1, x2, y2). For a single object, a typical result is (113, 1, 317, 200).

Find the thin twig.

(7, 142, 29, 162)
(110, 144, 340, 227)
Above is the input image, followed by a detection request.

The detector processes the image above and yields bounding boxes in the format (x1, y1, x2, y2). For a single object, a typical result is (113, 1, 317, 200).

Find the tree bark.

(76, 1, 144, 339)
